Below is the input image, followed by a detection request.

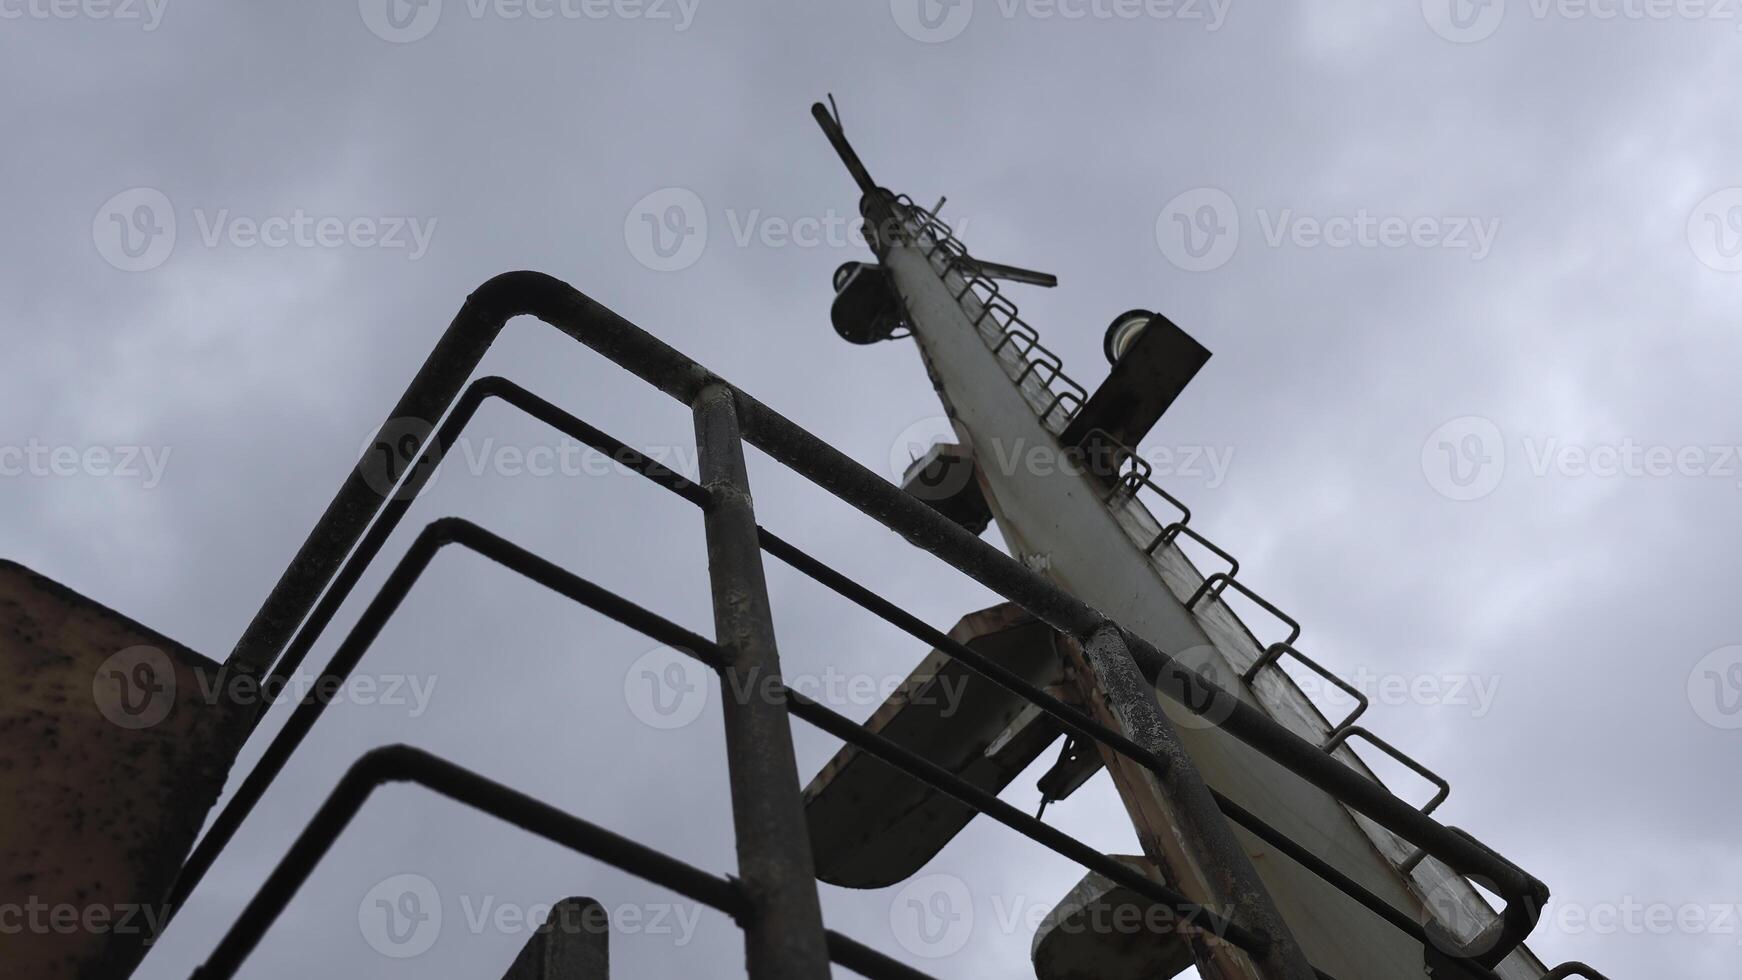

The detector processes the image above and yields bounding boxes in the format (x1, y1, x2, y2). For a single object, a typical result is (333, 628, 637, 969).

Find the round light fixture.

(1103, 309, 1155, 364)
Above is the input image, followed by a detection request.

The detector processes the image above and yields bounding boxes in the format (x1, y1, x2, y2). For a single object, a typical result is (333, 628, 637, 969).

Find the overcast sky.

(3, 1, 1739, 977)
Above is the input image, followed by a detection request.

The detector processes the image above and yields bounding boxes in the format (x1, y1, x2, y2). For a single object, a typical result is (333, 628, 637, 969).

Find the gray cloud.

(2, 3, 1735, 977)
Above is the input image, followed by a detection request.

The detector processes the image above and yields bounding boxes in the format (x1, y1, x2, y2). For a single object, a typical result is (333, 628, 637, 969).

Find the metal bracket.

(1242, 642, 1369, 746)
(1325, 726, 1450, 816)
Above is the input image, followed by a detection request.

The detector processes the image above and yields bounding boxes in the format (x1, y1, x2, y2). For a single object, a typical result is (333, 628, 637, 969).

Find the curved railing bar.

(187, 744, 936, 980)
(186, 520, 1273, 969)
(1325, 727, 1452, 817)
(167, 516, 719, 915)
(255, 375, 703, 706)
(212, 271, 1548, 963)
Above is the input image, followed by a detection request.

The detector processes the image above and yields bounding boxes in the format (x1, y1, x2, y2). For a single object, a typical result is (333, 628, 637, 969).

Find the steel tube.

(187, 744, 940, 980)
(212, 270, 1543, 959)
(166, 518, 722, 917)
(189, 745, 746, 980)
(692, 384, 833, 980)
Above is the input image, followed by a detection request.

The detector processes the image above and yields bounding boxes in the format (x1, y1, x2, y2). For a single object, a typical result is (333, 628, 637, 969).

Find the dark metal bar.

(189, 523, 1290, 975)
(199, 510, 1284, 967)
(1543, 963, 1610, 980)
(691, 384, 832, 980)
(189, 745, 746, 980)
(967, 257, 1059, 288)
(221, 275, 716, 686)
(1075, 625, 1318, 980)
(1186, 572, 1302, 649)
(210, 270, 1543, 962)
(186, 463, 1464, 978)
(165, 517, 723, 917)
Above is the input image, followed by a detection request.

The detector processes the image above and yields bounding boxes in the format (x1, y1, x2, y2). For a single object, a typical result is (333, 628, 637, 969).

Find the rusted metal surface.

(1063, 627, 1314, 980)
(802, 603, 1066, 887)
(179, 257, 1567, 975)
(692, 384, 832, 980)
(0, 561, 244, 980)
(498, 897, 608, 980)
(1030, 855, 1195, 980)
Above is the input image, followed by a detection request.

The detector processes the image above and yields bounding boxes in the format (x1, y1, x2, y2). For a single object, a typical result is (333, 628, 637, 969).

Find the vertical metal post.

(1072, 625, 1317, 980)
(692, 384, 832, 980)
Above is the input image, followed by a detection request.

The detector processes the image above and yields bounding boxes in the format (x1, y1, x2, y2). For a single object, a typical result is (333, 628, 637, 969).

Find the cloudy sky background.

(2, 1, 1739, 977)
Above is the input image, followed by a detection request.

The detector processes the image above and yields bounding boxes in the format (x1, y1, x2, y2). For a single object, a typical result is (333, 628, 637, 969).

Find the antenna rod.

(810, 99, 878, 196)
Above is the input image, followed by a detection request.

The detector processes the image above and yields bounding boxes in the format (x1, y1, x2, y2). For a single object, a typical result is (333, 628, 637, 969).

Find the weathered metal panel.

(802, 604, 1066, 887)
(498, 897, 608, 980)
(1030, 855, 1195, 980)
(0, 560, 245, 980)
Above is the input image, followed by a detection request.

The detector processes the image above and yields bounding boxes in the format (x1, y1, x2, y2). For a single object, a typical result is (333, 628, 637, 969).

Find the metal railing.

(882, 192, 1552, 963)
(158, 269, 1602, 980)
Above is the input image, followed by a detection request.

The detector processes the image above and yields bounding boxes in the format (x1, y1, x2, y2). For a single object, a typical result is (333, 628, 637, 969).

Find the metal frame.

(170, 269, 1565, 977)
